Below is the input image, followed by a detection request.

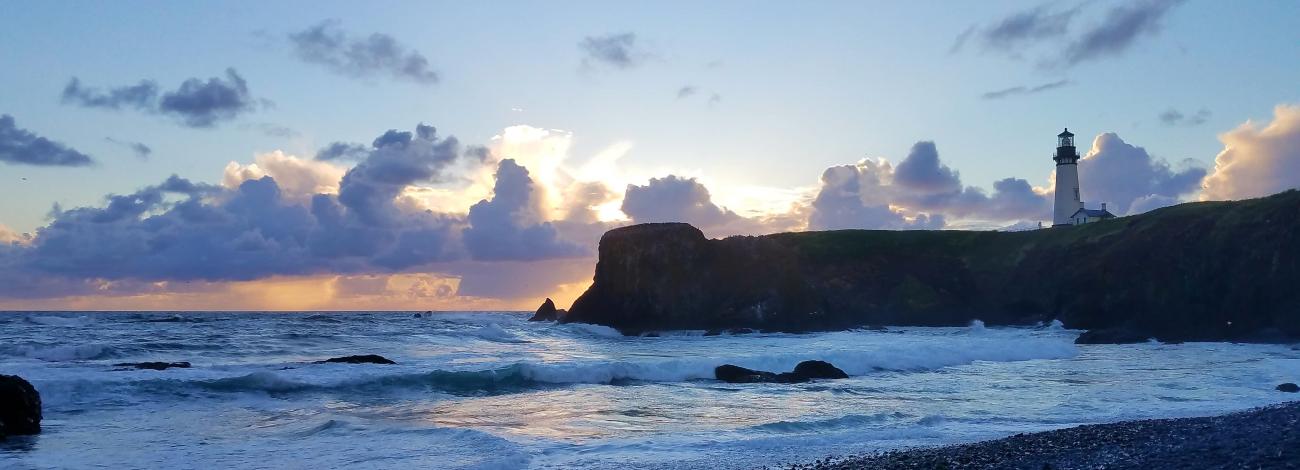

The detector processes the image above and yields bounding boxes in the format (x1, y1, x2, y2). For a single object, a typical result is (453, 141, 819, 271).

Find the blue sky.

(1, 0, 1298, 309)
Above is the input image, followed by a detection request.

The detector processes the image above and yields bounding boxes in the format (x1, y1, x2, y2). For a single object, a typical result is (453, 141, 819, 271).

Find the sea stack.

(529, 298, 561, 321)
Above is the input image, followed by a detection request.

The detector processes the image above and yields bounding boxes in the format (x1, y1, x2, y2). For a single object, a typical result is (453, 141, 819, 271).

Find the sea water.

(1, 312, 1297, 469)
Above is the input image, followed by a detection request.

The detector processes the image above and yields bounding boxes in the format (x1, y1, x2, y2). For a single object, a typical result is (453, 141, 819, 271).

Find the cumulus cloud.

(289, 20, 439, 85)
(807, 141, 1053, 229)
(105, 137, 152, 160)
(1159, 107, 1210, 126)
(676, 86, 697, 99)
(0, 114, 94, 167)
(981, 79, 1072, 100)
(580, 33, 649, 69)
(60, 69, 258, 128)
(1077, 132, 1205, 214)
(223, 151, 346, 204)
(315, 142, 371, 161)
(808, 161, 945, 230)
(0, 122, 613, 300)
(1201, 104, 1300, 200)
(463, 159, 585, 261)
(622, 175, 741, 227)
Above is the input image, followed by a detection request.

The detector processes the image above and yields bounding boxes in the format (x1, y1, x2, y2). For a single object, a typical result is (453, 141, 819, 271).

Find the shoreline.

(788, 401, 1300, 469)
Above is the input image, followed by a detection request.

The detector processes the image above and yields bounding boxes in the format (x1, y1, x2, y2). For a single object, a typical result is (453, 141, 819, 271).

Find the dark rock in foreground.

(318, 354, 396, 365)
(792, 401, 1300, 470)
(0, 375, 42, 437)
(1074, 327, 1151, 345)
(562, 191, 1300, 342)
(114, 361, 192, 371)
(715, 360, 848, 384)
(529, 298, 561, 322)
(1279, 383, 1299, 393)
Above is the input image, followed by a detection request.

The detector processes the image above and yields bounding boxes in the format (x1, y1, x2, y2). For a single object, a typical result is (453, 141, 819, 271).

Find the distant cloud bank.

(5, 103, 1300, 307)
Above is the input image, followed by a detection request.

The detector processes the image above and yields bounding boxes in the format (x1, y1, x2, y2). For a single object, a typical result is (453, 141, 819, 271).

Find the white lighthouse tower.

(1052, 128, 1083, 226)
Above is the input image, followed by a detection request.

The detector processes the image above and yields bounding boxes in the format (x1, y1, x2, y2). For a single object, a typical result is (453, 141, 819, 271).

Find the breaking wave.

(121, 336, 1077, 397)
(27, 315, 93, 327)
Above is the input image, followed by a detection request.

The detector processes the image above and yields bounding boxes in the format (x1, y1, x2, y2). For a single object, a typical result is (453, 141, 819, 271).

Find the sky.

(1, 0, 1298, 310)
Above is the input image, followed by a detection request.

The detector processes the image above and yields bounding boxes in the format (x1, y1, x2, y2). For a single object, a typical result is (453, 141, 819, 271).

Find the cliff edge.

(562, 190, 1300, 341)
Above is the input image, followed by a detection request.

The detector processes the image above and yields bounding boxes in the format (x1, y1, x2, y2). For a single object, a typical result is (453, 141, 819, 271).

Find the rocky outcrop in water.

(562, 191, 1300, 342)
(529, 298, 563, 322)
(1073, 327, 1151, 345)
(1278, 383, 1299, 393)
(0, 375, 42, 437)
(113, 361, 192, 371)
(715, 360, 849, 384)
(318, 355, 396, 365)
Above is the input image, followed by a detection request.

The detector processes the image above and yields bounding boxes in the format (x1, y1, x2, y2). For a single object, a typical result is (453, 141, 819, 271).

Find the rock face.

(529, 298, 560, 322)
(0, 375, 42, 436)
(563, 191, 1300, 342)
(318, 354, 396, 365)
(1278, 383, 1299, 393)
(1074, 327, 1151, 345)
(114, 361, 192, 370)
(715, 360, 849, 384)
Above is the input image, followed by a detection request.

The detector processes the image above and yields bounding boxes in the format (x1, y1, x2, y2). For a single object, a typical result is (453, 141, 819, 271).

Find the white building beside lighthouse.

(1052, 128, 1114, 226)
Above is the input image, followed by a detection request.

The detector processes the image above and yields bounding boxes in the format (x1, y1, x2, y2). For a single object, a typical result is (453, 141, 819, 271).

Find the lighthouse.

(1052, 128, 1083, 226)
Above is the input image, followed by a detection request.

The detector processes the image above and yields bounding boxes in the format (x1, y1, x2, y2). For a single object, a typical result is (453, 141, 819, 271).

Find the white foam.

(561, 322, 624, 338)
(468, 324, 529, 343)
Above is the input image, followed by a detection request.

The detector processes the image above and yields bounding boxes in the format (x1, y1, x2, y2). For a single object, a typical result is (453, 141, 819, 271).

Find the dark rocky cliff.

(562, 190, 1300, 341)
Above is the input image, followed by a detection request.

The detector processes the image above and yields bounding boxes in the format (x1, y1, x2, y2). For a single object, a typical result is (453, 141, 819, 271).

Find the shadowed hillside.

(562, 190, 1300, 341)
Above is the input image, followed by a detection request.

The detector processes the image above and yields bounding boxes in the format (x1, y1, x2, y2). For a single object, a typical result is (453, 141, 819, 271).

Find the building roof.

(1058, 128, 1074, 137)
(1070, 208, 1115, 219)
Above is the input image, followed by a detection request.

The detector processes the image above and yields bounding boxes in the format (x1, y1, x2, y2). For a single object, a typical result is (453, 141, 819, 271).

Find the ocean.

(1, 312, 1297, 469)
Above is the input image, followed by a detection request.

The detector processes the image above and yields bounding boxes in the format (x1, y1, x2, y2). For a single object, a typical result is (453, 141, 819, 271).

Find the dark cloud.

(289, 20, 439, 85)
(893, 141, 962, 193)
(0, 114, 94, 167)
(1158, 107, 1210, 126)
(1064, 0, 1184, 64)
(463, 159, 586, 261)
(157, 69, 256, 128)
(59, 69, 257, 128)
(580, 33, 648, 69)
(983, 4, 1080, 50)
(981, 79, 1072, 100)
(105, 137, 152, 160)
(955, 0, 1183, 68)
(337, 124, 461, 225)
(1077, 132, 1205, 214)
(61, 78, 158, 111)
(676, 86, 697, 99)
(0, 123, 614, 295)
(315, 142, 371, 161)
